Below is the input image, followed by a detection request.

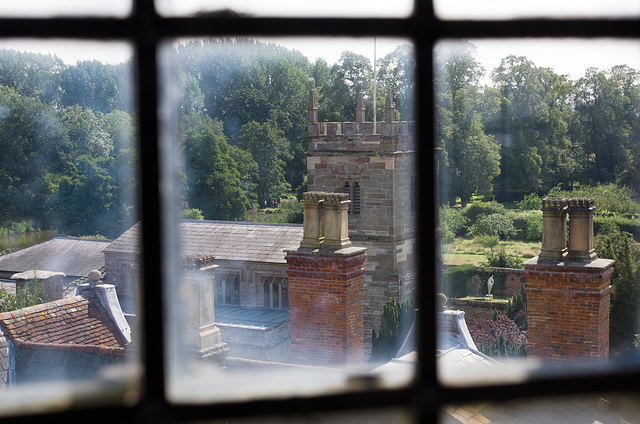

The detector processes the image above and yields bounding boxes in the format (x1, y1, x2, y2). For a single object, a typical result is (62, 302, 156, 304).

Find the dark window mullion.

(133, 0, 167, 408)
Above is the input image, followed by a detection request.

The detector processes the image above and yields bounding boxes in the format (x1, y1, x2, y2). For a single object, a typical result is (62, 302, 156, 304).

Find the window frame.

(0, 1, 638, 423)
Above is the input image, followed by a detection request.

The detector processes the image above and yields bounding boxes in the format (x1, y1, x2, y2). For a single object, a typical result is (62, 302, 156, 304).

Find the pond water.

(0, 230, 58, 253)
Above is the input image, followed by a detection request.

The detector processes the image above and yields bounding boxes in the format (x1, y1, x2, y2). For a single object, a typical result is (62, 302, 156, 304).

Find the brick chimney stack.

(286, 192, 366, 367)
(524, 198, 614, 362)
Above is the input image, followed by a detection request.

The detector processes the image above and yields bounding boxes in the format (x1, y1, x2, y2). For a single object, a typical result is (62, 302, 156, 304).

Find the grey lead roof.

(104, 220, 304, 264)
(0, 237, 111, 278)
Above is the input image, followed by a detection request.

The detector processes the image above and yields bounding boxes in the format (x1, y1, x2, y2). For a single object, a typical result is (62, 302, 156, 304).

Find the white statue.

(487, 275, 494, 296)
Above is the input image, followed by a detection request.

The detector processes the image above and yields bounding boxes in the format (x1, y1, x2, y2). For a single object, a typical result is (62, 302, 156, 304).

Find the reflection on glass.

(218, 409, 412, 423)
(0, 0, 131, 17)
(0, 41, 139, 411)
(442, 393, 640, 424)
(436, 39, 640, 385)
(434, 0, 640, 20)
(156, 0, 412, 18)
(159, 37, 417, 402)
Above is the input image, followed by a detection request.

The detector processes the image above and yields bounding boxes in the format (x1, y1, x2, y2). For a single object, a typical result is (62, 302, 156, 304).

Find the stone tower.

(305, 90, 416, 355)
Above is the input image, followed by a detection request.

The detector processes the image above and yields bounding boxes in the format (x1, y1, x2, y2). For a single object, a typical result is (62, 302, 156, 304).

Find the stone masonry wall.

(524, 258, 614, 362)
(286, 247, 365, 367)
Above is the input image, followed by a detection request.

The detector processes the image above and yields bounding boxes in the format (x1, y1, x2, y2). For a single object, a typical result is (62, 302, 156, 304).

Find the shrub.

(546, 183, 640, 215)
(442, 264, 477, 298)
(594, 215, 640, 241)
(468, 213, 519, 240)
(462, 201, 506, 228)
(517, 193, 542, 211)
(440, 205, 467, 244)
(477, 234, 500, 250)
(506, 284, 527, 331)
(595, 230, 640, 354)
(467, 314, 527, 358)
(180, 208, 204, 220)
(371, 297, 415, 363)
(486, 247, 523, 269)
(511, 210, 543, 242)
(0, 278, 47, 312)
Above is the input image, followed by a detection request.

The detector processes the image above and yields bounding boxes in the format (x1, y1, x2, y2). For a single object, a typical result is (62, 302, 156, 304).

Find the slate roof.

(0, 237, 111, 278)
(0, 291, 127, 356)
(215, 304, 290, 330)
(105, 220, 304, 264)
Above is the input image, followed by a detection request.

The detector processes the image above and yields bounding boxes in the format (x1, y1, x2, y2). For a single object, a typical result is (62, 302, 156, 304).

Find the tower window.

(343, 181, 361, 214)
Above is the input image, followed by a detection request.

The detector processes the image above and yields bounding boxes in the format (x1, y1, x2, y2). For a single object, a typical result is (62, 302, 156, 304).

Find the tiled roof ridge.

(181, 219, 303, 228)
(9, 338, 126, 357)
(49, 236, 113, 242)
(0, 290, 129, 349)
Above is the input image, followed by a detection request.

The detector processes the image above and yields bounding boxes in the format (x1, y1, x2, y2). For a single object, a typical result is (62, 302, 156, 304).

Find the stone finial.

(385, 87, 395, 123)
(307, 90, 318, 124)
(567, 198, 597, 261)
(300, 192, 326, 248)
(539, 197, 568, 262)
(322, 193, 352, 249)
(355, 92, 365, 123)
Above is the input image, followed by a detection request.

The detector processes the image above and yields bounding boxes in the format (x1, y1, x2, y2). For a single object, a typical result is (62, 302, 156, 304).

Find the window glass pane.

(0, 40, 139, 411)
(434, 0, 640, 20)
(0, 0, 131, 17)
(156, 0, 412, 18)
(442, 393, 640, 423)
(436, 38, 640, 385)
(160, 36, 416, 403)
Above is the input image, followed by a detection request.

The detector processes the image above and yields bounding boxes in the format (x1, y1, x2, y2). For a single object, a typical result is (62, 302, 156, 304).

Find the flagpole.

(373, 37, 377, 134)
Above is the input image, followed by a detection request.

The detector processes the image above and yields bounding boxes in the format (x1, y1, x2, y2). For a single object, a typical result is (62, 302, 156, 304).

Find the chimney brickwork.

(286, 192, 365, 367)
(286, 247, 365, 367)
(524, 198, 614, 362)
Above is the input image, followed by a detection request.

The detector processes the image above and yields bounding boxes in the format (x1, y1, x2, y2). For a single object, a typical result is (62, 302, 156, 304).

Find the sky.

(2, 37, 639, 88)
(0, 0, 639, 86)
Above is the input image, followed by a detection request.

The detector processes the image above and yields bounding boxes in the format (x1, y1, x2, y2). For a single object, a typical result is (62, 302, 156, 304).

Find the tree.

(0, 49, 65, 105)
(322, 51, 373, 122)
(239, 118, 292, 207)
(436, 41, 501, 206)
(0, 85, 68, 225)
(182, 128, 253, 220)
(59, 60, 120, 113)
(574, 66, 640, 189)
(44, 155, 122, 237)
(595, 230, 640, 354)
(377, 44, 416, 120)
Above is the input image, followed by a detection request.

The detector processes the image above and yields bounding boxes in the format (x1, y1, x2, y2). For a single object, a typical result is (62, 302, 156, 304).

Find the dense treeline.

(437, 41, 640, 206)
(0, 39, 638, 240)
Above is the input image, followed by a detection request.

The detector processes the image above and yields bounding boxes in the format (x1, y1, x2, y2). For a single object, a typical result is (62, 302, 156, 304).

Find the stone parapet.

(307, 121, 415, 152)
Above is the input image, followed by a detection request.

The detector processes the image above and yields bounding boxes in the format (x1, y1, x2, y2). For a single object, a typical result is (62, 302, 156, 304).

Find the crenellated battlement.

(307, 121, 415, 152)
(306, 88, 415, 153)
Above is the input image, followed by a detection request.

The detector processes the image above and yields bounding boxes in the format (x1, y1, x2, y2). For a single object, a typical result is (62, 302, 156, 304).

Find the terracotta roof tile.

(0, 291, 127, 354)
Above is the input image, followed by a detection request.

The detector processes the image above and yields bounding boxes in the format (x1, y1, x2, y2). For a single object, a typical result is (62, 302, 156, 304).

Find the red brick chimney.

(286, 192, 366, 367)
(524, 198, 614, 362)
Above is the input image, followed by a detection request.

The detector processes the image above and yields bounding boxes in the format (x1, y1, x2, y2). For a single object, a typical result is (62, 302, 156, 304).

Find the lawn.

(442, 237, 540, 266)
